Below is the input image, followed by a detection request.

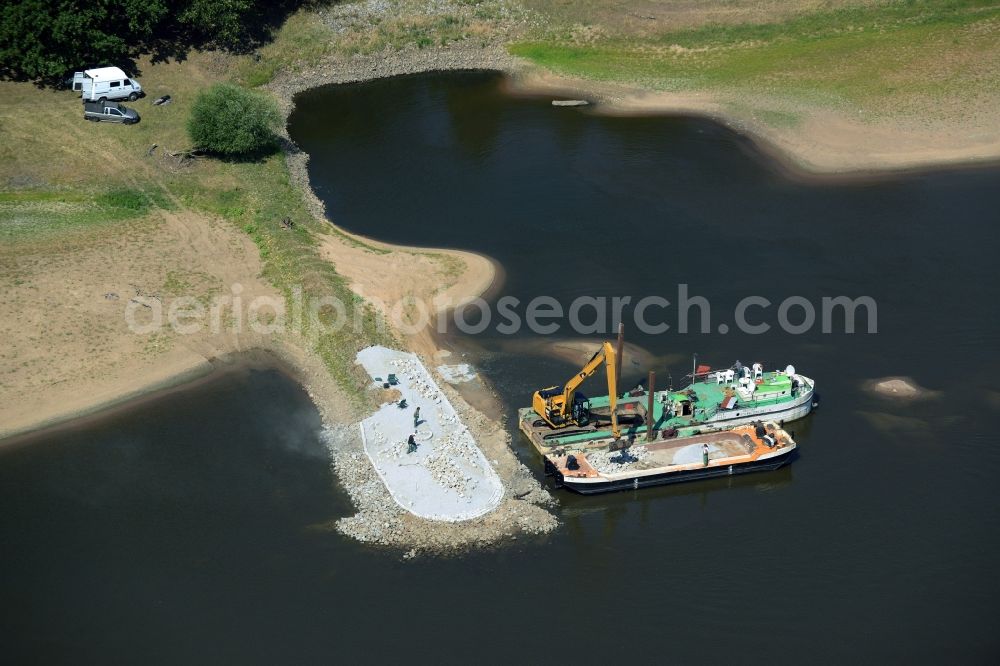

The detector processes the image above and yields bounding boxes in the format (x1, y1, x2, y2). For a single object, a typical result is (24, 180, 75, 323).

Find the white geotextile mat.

(357, 346, 503, 521)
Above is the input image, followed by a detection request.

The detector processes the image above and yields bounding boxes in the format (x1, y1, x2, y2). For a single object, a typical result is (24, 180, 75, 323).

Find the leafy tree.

(187, 83, 281, 155)
(0, 0, 304, 82)
(179, 0, 254, 48)
(0, 0, 166, 80)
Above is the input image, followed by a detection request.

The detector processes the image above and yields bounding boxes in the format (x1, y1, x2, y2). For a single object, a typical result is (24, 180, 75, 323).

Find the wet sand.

(504, 69, 1000, 177)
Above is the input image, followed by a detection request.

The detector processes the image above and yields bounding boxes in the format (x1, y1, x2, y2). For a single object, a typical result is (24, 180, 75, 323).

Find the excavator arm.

(605, 345, 619, 440)
(533, 341, 620, 439)
(561, 342, 614, 411)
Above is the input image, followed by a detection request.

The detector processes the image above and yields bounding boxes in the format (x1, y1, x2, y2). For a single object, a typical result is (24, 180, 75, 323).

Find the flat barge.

(544, 422, 796, 494)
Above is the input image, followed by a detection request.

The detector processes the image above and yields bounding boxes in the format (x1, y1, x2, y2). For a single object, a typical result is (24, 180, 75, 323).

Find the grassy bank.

(236, 1, 527, 88)
(169, 149, 396, 394)
(511, 0, 1000, 121)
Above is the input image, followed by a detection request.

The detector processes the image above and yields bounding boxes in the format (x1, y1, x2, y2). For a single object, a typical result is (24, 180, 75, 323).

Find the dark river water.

(4, 71, 1000, 662)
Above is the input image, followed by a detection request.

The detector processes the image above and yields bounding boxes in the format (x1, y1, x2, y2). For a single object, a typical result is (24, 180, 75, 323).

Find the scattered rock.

(587, 445, 651, 473)
(510, 467, 537, 498)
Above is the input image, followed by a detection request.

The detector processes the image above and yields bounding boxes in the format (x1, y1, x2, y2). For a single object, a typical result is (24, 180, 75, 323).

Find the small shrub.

(187, 83, 281, 156)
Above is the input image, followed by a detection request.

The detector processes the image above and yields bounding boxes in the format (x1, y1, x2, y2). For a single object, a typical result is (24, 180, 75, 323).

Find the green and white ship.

(519, 361, 817, 456)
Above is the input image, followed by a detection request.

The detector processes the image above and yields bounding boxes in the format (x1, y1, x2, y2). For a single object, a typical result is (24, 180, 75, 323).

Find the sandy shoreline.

(0, 352, 214, 446)
(0, 204, 289, 442)
(0, 349, 296, 448)
(503, 69, 1000, 179)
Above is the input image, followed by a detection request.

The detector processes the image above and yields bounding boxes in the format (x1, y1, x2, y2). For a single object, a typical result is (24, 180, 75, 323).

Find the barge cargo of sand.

(545, 421, 796, 494)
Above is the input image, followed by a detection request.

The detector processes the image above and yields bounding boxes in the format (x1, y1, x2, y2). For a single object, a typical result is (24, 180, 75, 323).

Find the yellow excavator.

(532, 341, 620, 439)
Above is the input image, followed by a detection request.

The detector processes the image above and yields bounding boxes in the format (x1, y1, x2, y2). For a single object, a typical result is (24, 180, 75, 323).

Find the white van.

(72, 67, 143, 102)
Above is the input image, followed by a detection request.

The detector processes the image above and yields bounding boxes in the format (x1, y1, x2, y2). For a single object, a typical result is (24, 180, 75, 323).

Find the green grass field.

(511, 0, 1000, 119)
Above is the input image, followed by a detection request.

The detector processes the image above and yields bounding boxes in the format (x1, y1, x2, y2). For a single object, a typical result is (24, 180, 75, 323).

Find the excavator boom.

(532, 341, 620, 439)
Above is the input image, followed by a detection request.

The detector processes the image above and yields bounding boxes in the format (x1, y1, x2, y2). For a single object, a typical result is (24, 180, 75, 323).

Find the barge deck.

(545, 422, 796, 494)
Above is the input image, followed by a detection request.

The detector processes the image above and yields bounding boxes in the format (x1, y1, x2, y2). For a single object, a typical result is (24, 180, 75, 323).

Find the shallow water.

(2, 71, 999, 662)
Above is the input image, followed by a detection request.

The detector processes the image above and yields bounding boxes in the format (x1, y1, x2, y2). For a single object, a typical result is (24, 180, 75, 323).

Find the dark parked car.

(83, 101, 139, 124)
